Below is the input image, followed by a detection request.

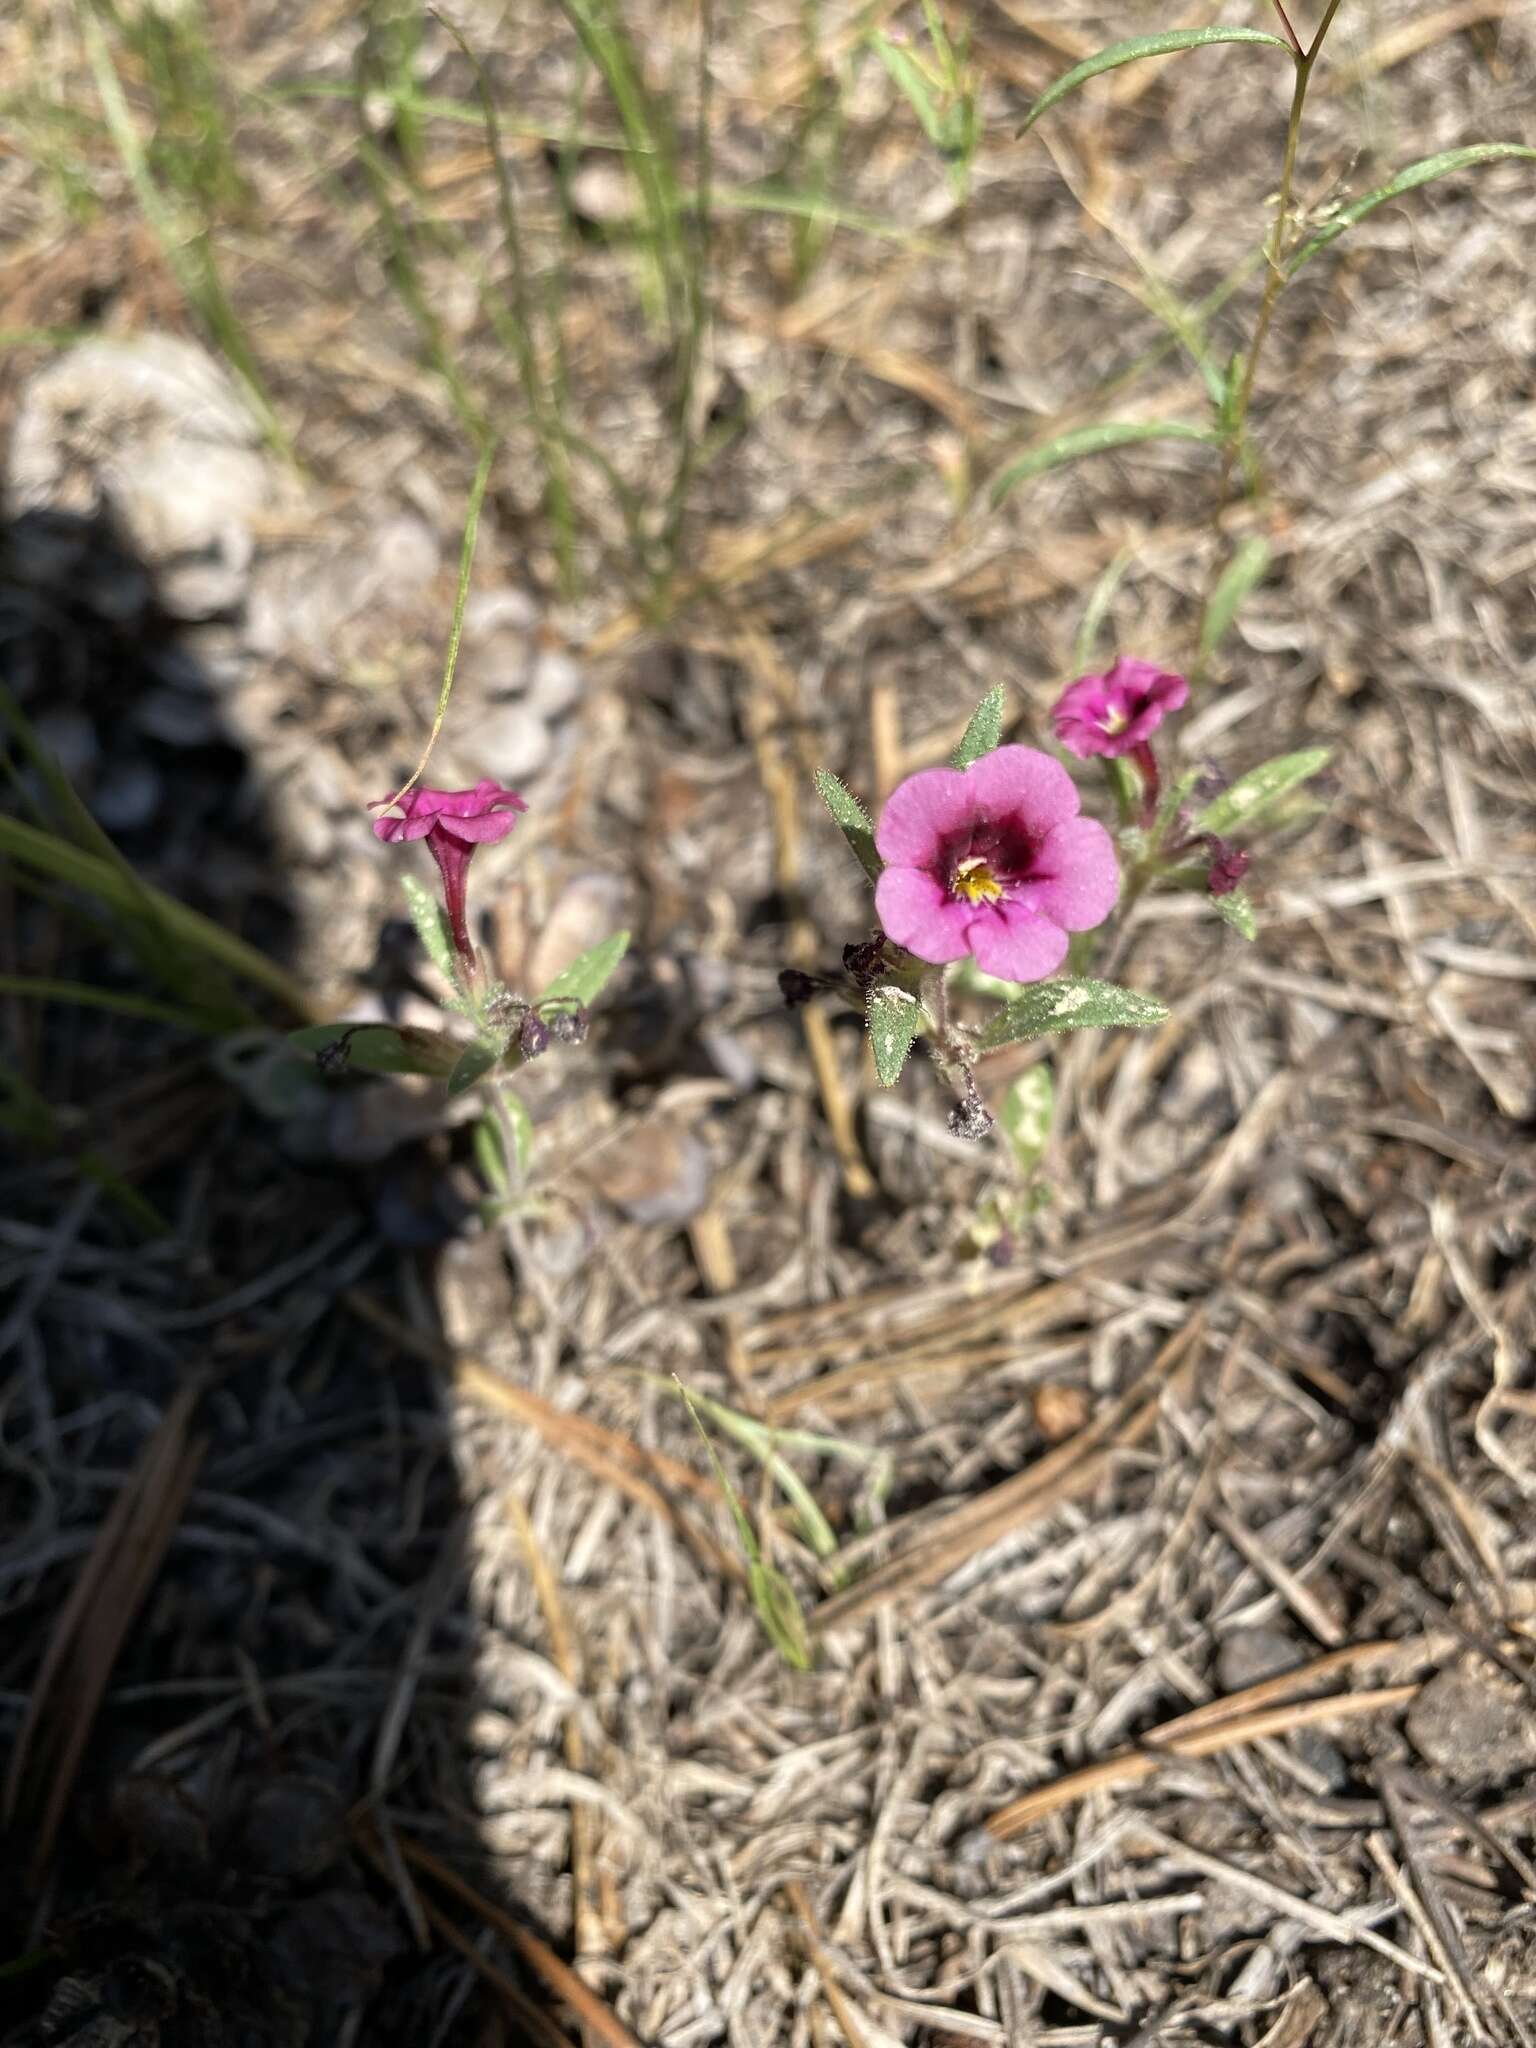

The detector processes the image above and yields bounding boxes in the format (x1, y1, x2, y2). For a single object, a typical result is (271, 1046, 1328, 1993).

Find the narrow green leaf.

(401, 873, 460, 987)
(473, 1111, 512, 1197)
(991, 421, 1218, 506)
(1215, 889, 1258, 940)
(1198, 536, 1272, 668)
(1286, 144, 1536, 279)
(1191, 747, 1331, 837)
(502, 1090, 534, 1174)
(1001, 1064, 1054, 1174)
(749, 1559, 815, 1671)
(868, 984, 923, 1087)
(447, 1040, 500, 1097)
(950, 684, 1006, 769)
(290, 1021, 465, 1078)
(1018, 28, 1292, 137)
(536, 930, 631, 1009)
(975, 976, 1168, 1051)
(871, 33, 947, 151)
(813, 767, 882, 882)
(1071, 546, 1135, 673)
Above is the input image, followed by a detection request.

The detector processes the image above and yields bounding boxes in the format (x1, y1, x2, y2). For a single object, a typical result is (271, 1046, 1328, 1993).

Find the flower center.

(951, 855, 1004, 906)
(1100, 706, 1130, 735)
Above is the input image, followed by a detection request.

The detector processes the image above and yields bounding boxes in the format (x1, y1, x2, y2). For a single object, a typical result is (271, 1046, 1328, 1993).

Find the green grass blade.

(1286, 144, 1536, 278)
(0, 816, 317, 1018)
(377, 437, 497, 810)
(1071, 546, 1135, 673)
(0, 975, 212, 1030)
(991, 422, 1218, 505)
(1018, 27, 1292, 136)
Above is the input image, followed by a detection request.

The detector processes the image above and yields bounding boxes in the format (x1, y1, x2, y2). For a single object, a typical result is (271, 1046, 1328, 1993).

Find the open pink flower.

(372, 778, 527, 965)
(1052, 657, 1189, 759)
(874, 747, 1118, 983)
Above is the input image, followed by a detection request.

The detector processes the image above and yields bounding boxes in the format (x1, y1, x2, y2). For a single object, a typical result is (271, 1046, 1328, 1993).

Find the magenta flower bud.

(1205, 838, 1251, 897)
(873, 746, 1118, 984)
(1051, 658, 1189, 760)
(372, 778, 527, 967)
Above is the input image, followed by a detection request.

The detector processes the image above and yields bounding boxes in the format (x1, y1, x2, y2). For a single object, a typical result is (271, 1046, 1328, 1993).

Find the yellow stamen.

(952, 856, 1003, 905)
(1102, 707, 1130, 735)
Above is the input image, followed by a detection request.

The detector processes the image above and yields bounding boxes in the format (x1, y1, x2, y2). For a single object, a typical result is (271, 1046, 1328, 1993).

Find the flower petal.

(874, 766, 977, 865)
(967, 906, 1069, 984)
(961, 745, 1081, 830)
(875, 864, 974, 964)
(372, 804, 437, 842)
(429, 778, 528, 818)
(434, 809, 523, 844)
(1027, 816, 1120, 931)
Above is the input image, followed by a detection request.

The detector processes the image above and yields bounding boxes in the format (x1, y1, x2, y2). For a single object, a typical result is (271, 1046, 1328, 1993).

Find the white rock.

(7, 336, 273, 620)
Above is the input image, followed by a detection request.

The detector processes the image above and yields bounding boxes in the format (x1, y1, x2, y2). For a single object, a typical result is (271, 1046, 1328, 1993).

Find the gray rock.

(7, 335, 274, 621)
(474, 700, 552, 782)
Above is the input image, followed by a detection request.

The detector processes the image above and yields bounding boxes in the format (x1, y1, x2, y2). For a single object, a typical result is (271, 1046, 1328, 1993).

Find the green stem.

(1227, 1, 1346, 471)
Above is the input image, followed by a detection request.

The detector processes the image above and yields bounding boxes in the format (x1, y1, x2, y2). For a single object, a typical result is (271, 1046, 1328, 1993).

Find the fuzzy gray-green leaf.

(1018, 27, 1292, 137)
(868, 984, 923, 1086)
(950, 684, 1006, 769)
(447, 1040, 500, 1097)
(536, 930, 630, 1009)
(1215, 888, 1257, 940)
(1286, 144, 1536, 279)
(1001, 1063, 1054, 1172)
(976, 977, 1168, 1051)
(290, 1021, 463, 1078)
(814, 768, 882, 882)
(991, 421, 1218, 506)
(1191, 748, 1331, 837)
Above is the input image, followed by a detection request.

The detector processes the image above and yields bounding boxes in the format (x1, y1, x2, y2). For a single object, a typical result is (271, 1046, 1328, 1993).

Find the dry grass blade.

(388, 1829, 646, 2048)
(353, 1822, 579, 2048)
(812, 1315, 1205, 1630)
(509, 1494, 610, 1964)
(1379, 1768, 1536, 2048)
(986, 1682, 1421, 1838)
(3, 1377, 206, 1881)
(345, 1290, 744, 1584)
(1130, 1823, 1445, 1985)
(783, 1880, 874, 2048)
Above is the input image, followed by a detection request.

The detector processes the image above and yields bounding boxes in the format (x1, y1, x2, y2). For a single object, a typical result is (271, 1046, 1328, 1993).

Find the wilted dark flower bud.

(948, 1085, 994, 1142)
(1204, 837, 1251, 897)
(842, 936, 889, 988)
(548, 1005, 589, 1045)
(519, 1010, 551, 1060)
(316, 1034, 353, 1077)
(778, 968, 819, 1008)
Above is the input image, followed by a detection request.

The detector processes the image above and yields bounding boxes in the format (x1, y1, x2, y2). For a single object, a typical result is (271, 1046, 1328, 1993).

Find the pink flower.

(873, 746, 1118, 983)
(1052, 657, 1189, 759)
(372, 778, 527, 965)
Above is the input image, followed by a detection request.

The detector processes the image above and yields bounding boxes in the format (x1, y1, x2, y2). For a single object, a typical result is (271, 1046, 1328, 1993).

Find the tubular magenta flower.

(1052, 657, 1189, 760)
(874, 746, 1118, 983)
(372, 778, 527, 966)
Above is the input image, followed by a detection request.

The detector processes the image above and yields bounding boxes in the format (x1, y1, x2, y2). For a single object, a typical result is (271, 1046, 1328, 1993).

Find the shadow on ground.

(0, 507, 559, 2046)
